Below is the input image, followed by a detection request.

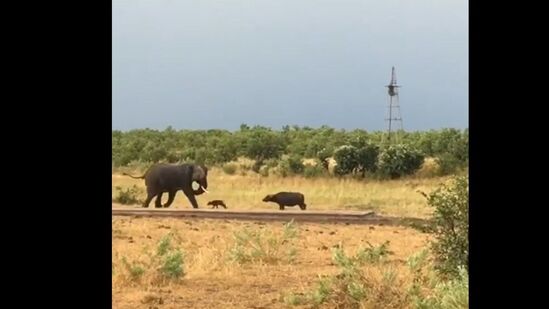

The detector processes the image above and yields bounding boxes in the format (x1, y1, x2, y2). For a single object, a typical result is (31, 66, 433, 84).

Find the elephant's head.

(190, 164, 209, 195)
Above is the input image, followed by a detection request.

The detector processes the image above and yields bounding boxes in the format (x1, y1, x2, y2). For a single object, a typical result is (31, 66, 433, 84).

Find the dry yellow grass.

(113, 167, 449, 218)
(112, 217, 431, 309)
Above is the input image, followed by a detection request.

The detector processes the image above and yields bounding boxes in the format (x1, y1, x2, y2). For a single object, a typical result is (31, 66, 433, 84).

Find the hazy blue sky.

(112, 0, 467, 131)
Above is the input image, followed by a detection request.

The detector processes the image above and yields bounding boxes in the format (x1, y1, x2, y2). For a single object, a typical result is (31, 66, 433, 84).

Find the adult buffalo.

(262, 192, 307, 210)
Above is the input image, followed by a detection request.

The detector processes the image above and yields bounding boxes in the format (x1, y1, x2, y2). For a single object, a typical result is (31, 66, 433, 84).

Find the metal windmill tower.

(383, 66, 403, 145)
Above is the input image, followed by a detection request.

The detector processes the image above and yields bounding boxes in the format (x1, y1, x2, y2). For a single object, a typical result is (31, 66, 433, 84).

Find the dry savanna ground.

(112, 217, 431, 309)
(113, 163, 453, 308)
(112, 165, 449, 218)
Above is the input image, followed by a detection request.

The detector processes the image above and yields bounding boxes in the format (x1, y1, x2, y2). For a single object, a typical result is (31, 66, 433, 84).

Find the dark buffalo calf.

(262, 192, 307, 210)
(207, 200, 227, 209)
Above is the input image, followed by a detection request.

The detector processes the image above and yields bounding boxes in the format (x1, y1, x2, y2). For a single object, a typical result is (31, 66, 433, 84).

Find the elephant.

(207, 200, 227, 209)
(262, 192, 307, 210)
(122, 163, 209, 209)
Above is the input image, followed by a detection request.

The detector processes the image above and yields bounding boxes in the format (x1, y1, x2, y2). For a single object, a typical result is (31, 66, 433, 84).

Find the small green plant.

(117, 233, 186, 284)
(113, 185, 143, 205)
(407, 249, 430, 274)
(157, 234, 172, 256)
(284, 246, 374, 307)
(121, 257, 145, 281)
(160, 250, 185, 278)
(412, 267, 468, 309)
(355, 241, 394, 264)
(284, 242, 405, 308)
(283, 293, 306, 306)
(222, 163, 237, 175)
(228, 220, 299, 265)
(311, 276, 333, 305)
(156, 233, 185, 279)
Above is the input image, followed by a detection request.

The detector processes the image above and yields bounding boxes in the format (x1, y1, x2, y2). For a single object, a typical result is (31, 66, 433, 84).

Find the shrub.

(435, 153, 463, 176)
(333, 145, 359, 175)
(113, 185, 142, 205)
(287, 155, 305, 174)
(222, 163, 237, 175)
(425, 176, 469, 278)
(377, 144, 424, 178)
(303, 164, 326, 178)
(412, 267, 469, 309)
(356, 143, 380, 175)
(316, 148, 333, 170)
(277, 156, 305, 176)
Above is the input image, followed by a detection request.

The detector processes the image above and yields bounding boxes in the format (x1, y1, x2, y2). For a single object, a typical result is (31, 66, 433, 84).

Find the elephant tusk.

(201, 186, 209, 193)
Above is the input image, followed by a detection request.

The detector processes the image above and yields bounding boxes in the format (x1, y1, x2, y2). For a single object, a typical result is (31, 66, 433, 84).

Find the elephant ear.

(192, 165, 206, 181)
(183, 164, 195, 185)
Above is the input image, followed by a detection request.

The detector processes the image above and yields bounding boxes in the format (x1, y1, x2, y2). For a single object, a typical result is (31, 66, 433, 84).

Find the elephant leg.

(142, 193, 154, 208)
(183, 189, 199, 209)
(155, 192, 163, 208)
(163, 190, 177, 208)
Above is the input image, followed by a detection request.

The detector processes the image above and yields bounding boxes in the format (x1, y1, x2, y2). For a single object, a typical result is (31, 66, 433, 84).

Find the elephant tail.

(122, 172, 145, 179)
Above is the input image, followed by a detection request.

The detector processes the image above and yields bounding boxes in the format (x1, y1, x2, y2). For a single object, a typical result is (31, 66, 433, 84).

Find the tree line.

(112, 125, 468, 178)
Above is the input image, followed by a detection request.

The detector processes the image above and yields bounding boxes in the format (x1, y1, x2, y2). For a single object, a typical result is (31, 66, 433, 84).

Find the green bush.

(356, 143, 380, 175)
(222, 163, 238, 175)
(435, 153, 463, 175)
(303, 164, 326, 178)
(160, 251, 184, 279)
(333, 145, 359, 175)
(377, 144, 425, 178)
(316, 148, 333, 170)
(426, 176, 469, 278)
(112, 127, 467, 179)
(287, 155, 305, 174)
(278, 155, 305, 176)
(413, 267, 468, 309)
(113, 185, 142, 205)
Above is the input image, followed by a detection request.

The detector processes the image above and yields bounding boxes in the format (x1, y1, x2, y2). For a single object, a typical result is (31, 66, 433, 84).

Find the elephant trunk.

(193, 179, 208, 195)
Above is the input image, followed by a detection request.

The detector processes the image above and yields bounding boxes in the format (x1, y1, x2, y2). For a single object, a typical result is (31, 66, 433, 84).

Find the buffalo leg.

(279, 204, 285, 211)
